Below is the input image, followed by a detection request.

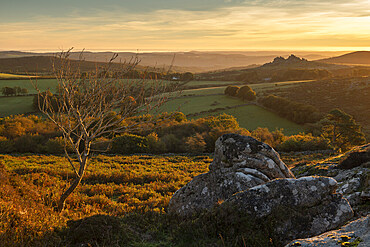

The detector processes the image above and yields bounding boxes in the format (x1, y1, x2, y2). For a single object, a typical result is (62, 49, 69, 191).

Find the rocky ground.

(286, 215, 369, 247)
(169, 134, 369, 245)
(291, 144, 370, 217)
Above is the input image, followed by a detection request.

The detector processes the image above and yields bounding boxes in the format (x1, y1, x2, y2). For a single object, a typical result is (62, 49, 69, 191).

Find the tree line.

(83, 70, 194, 81)
(1, 86, 29, 96)
(0, 111, 365, 155)
(224, 85, 256, 101)
(258, 94, 322, 124)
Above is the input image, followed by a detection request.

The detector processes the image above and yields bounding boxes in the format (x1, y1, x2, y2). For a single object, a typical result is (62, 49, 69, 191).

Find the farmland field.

(0, 96, 35, 117)
(158, 92, 306, 134)
(182, 79, 313, 96)
(0, 78, 58, 94)
(195, 104, 305, 135)
(158, 95, 244, 114)
(0, 78, 314, 132)
(184, 80, 233, 86)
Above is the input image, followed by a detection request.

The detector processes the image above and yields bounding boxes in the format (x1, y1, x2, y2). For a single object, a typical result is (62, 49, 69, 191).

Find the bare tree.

(32, 49, 181, 211)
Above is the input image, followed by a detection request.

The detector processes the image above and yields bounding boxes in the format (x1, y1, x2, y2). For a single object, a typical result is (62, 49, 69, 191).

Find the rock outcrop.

(224, 176, 353, 242)
(285, 215, 369, 247)
(169, 134, 355, 244)
(291, 144, 369, 216)
(337, 144, 370, 170)
(168, 134, 294, 217)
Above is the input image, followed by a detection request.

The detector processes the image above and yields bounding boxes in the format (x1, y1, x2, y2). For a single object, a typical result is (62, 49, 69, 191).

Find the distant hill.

(198, 54, 349, 82)
(318, 51, 370, 65)
(0, 51, 277, 72)
(0, 50, 347, 73)
(0, 56, 148, 75)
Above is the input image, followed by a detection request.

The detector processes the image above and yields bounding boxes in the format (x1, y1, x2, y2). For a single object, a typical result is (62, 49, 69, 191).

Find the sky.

(0, 0, 369, 52)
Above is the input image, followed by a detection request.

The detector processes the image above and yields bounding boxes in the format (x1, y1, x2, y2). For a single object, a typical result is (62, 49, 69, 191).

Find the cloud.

(0, 0, 369, 50)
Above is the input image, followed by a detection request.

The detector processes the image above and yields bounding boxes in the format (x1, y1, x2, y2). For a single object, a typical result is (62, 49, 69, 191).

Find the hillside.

(318, 51, 370, 65)
(0, 56, 149, 75)
(198, 55, 348, 82)
(264, 76, 370, 138)
(0, 50, 347, 73)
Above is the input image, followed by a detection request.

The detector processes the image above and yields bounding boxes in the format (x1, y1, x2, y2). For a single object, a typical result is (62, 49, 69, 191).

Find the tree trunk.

(57, 156, 88, 212)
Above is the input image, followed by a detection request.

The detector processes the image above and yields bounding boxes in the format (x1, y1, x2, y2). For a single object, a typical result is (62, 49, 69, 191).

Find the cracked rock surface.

(291, 144, 370, 216)
(285, 215, 369, 247)
(168, 134, 294, 217)
(225, 176, 353, 243)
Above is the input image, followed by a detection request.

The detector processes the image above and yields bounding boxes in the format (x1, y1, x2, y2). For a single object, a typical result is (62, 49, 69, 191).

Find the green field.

(158, 95, 244, 114)
(0, 96, 35, 117)
(182, 80, 313, 96)
(196, 105, 305, 135)
(0, 78, 233, 95)
(158, 94, 305, 135)
(0, 79, 313, 133)
(0, 78, 58, 94)
(184, 80, 232, 87)
(0, 79, 234, 117)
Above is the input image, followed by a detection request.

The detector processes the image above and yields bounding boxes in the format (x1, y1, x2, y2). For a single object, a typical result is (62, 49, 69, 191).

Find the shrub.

(160, 134, 185, 153)
(258, 95, 321, 124)
(277, 134, 330, 152)
(157, 112, 187, 123)
(204, 114, 239, 130)
(224, 86, 240, 96)
(185, 133, 206, 154)
(110, 133, 149, 154)
(14, 134, 45, 153)
(0, 136, 15, 153)
(1, 121, 26, 139)
(251, 128, 276, 147)
(236, 85, 256, 101)
(146, 132, 165, 154)
(41, 137, 74, 154)
(251, 128, 286, 148)
(91, 137, 111, 152)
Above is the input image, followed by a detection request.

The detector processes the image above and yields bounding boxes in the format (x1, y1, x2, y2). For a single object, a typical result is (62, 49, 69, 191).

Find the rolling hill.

(0, 50, 347, 73)
(197, 55, 349, 82)
(0, 56, 150, 75)
(318, 51, 370, 65)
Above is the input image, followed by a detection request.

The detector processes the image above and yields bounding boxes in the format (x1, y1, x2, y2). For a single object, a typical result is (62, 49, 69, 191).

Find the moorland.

(0, 50, 369, 246)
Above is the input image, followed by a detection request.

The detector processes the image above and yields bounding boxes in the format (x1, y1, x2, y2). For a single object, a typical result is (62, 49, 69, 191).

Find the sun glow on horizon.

(0, 0, 369, 51)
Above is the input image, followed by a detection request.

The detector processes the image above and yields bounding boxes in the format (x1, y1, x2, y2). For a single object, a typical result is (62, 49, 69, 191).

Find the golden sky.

(0, 0, 369, 51)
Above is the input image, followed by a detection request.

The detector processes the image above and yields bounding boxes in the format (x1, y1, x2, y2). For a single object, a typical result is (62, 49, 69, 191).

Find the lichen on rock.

(168, 134, 294, 217)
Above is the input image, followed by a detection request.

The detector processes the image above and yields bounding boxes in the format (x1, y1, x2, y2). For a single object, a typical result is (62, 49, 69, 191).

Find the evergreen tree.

(320, 109, 366, 151)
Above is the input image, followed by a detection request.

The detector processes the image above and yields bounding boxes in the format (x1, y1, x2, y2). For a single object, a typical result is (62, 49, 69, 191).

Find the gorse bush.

(185, 133, 207, 154)
(0, 136, 15, 153)
(0, 154, 212, 246)
(277, 134, 330, 152)
(0, 112, 342, 154)
(0, 115, 59, 139)
(251, 127, 286, 147)
(111, 133, 149, 154)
